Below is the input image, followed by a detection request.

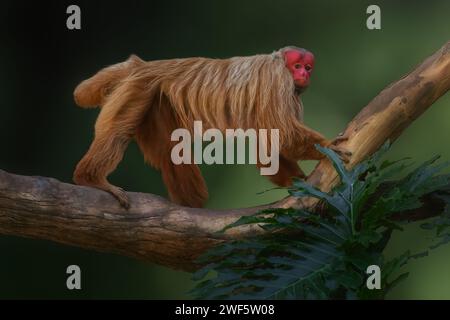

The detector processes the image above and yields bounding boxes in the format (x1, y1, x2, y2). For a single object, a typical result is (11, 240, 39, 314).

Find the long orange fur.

(73, 48, 334, 208)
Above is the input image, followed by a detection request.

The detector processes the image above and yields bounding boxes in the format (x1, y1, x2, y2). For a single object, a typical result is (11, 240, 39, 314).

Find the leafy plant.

(190, 143, 450, 299)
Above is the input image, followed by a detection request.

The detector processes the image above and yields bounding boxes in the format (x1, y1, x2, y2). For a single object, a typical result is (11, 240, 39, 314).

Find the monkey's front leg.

(258, 155, 306, 187)
(160, 161, 209, 208)
(286, 122, 351, 162)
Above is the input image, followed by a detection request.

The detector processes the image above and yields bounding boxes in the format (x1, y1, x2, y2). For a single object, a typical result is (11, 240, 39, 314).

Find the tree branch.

(0, 41, 449, 271)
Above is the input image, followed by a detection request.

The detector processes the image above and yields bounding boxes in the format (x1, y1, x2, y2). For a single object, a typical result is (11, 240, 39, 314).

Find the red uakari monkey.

(73, 47, 349, 209)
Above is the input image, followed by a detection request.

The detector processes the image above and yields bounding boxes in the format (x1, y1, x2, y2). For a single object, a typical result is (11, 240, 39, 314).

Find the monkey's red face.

(284, 48, 315, 90)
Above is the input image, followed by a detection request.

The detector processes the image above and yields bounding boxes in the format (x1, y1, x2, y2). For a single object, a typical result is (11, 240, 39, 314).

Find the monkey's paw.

(108, 186, 130, 209)
(325, 132, 352, 163)
(331, 131, 350, 145)
(328, 145, 352, 163)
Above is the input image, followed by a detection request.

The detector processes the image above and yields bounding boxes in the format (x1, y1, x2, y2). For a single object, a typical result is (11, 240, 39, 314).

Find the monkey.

(73, 46, 350, 209)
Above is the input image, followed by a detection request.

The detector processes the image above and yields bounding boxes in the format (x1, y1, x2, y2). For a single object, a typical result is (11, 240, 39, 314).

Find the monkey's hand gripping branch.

(0, 41, 449, 271)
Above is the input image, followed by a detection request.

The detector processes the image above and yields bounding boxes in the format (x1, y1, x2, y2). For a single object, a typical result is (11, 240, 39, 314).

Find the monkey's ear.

(127, 54, 145, 65)
(271, 51, 283, 60)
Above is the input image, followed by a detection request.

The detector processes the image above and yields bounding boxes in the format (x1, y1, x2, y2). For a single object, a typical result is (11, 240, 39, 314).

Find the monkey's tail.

(73, 54, 145, 108)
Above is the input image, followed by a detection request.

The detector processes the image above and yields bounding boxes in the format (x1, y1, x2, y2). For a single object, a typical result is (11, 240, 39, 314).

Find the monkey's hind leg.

(73, 133, 131, 209)
(73, 82, 150, 209)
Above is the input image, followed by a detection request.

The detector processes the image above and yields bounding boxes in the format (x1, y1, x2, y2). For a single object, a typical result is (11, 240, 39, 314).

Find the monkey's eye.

(294, 63, 301, 69)
(305, 64, 312, 71)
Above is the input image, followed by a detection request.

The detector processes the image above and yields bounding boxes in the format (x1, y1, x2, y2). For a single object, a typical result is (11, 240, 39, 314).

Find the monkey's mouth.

(295, 84, 308, 93)
(295, 78, 309, 87)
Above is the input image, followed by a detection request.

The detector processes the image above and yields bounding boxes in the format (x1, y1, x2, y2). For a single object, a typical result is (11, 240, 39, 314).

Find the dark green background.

(1, 0, 449, 299)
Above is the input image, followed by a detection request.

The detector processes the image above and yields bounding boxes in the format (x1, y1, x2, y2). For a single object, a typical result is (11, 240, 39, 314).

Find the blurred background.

(0, 0, 449, 299)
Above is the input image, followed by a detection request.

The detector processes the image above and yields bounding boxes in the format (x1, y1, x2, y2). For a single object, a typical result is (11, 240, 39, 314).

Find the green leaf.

(190, 144, 450, 300)
(335, 269, 363, 289)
